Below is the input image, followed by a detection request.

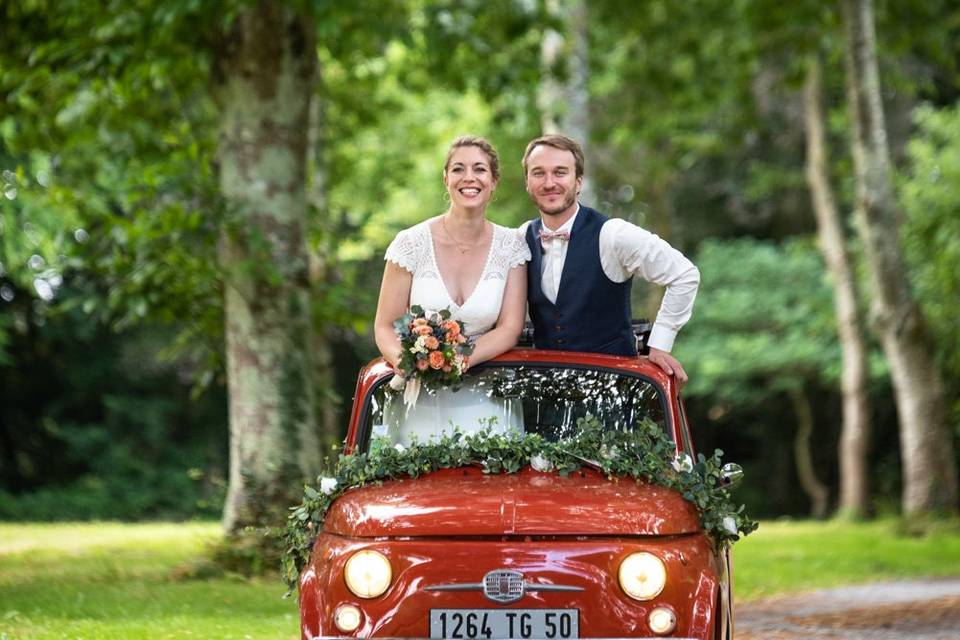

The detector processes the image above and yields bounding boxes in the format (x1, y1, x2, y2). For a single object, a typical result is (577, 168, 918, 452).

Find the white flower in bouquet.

(722, 516, 738, 536)
(410, 335, 428, 354)
(671, 452, 694, 473)
(319, 477, 338, 495)
(530, 454, 554, 472)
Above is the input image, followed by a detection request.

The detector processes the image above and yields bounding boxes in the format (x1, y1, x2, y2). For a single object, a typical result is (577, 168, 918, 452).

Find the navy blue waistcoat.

(525, 206, 636, 356)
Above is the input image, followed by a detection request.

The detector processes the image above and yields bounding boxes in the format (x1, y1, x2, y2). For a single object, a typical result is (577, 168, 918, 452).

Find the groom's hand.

(647, 347, 688, 389)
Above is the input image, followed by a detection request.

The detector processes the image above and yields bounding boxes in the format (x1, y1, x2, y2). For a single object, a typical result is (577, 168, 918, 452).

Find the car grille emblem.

(483, 569, 524, 603)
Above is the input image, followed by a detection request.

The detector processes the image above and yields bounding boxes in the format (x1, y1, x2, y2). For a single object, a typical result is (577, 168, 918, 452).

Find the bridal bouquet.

(389, 306, 474, 408)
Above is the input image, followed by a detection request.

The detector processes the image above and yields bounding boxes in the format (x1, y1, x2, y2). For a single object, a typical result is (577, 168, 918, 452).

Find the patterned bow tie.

(538, 229, 571, 246)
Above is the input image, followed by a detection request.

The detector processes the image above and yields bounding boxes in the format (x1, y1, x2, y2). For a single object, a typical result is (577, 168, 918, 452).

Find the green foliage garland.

(282, 417, 757, 590)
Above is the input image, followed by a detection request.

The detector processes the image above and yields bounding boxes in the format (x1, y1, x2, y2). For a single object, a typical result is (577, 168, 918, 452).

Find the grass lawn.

(2, 519, 959, 638)
(732, 518, 960, 600)
(0, 522, 296, 640)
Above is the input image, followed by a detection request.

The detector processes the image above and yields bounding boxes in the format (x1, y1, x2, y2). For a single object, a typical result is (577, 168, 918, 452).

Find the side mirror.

(719, 463, 744, 489)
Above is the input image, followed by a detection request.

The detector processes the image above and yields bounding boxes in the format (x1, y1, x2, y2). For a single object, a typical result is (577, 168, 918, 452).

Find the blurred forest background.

(1, 0, 958, 535)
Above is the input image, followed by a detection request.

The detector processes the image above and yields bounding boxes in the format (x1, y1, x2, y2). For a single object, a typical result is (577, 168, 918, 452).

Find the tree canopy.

(1, 0, 958, 523)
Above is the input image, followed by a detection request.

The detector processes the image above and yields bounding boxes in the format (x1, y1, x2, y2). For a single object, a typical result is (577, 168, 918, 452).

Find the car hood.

(323, 467, 701, 537)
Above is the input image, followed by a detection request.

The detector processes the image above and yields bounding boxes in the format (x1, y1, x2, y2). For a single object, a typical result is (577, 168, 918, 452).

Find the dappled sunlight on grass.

(0, 521, 218, 554)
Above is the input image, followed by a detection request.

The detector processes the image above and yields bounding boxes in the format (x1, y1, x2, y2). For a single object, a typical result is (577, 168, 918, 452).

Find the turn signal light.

(649, 606, 677, 634)
(334, 604, 362, 632)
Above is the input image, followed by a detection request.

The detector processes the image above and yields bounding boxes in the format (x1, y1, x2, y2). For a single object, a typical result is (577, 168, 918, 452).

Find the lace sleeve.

(504, 227, 532, 269)
(384, 227, 421, 274)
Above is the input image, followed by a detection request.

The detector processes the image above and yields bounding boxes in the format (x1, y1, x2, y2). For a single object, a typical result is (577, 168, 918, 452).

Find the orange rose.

(424, 336, 439, 350)
(428, 350, 445, 369)
(415, 325, 433, 336)
(442, 320, 461, 337)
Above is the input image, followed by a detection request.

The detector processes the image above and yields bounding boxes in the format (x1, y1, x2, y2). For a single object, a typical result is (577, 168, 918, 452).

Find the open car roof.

(344, 347, 683, 455)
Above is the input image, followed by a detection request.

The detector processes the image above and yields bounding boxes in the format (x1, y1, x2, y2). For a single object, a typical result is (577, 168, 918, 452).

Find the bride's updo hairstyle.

(443, 135, 501, 182)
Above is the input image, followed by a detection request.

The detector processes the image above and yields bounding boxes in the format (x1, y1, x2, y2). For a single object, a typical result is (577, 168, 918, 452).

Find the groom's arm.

(599, 219, 700, 385)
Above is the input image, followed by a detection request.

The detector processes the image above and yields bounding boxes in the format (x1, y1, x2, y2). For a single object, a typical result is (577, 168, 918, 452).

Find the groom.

(522, 134, 700, 385)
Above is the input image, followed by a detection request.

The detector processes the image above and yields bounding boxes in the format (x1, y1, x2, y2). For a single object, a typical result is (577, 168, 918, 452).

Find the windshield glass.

(362, 365, 668, 449)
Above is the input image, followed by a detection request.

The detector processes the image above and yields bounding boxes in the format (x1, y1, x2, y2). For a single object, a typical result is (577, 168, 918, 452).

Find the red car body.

(299, 350, 733, 639)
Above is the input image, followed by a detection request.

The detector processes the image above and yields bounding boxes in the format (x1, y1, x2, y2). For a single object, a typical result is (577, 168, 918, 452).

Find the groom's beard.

(536, 190, 578, 216)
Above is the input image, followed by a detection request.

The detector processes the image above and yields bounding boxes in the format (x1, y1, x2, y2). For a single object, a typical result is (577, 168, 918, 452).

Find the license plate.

(430, 608, 578, 639)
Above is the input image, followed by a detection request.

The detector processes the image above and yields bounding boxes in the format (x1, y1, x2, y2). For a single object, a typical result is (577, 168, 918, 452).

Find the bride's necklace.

(442, 216, 483, 255)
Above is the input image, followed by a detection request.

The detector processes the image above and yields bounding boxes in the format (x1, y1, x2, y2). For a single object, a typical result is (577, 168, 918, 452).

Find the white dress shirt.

(525, 205, 700, 352)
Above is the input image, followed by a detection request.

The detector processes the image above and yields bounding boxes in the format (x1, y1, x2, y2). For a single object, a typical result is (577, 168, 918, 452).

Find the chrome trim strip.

(423, 581, 584, 593)
(423, 583, 484, 592)
(526, 583, 584, 592)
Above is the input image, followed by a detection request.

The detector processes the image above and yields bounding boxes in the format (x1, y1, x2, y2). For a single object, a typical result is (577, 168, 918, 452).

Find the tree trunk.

(802, 56, 871, 519)
(539, 0, 594, 205)
(788, 386, 830, 519)
(307, 84, 342, 447)
(213, 1, 321, 533)
(842, 0, 958, 514)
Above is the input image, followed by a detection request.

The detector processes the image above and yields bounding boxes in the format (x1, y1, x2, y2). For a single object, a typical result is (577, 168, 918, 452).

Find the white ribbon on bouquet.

(388, 373, 421, 410)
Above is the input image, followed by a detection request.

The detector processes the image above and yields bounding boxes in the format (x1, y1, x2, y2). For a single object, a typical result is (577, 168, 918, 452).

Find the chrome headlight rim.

(344, 549, 393, 599)
(618, 551, 667, 601)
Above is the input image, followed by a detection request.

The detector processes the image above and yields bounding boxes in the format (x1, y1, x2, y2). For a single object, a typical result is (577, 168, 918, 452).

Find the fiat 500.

(296, 347, 738, 639)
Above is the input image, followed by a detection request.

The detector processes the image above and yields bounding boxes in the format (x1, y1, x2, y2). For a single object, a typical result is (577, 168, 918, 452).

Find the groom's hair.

(522, 134, 585, 178)
(444, 135, 501, 181)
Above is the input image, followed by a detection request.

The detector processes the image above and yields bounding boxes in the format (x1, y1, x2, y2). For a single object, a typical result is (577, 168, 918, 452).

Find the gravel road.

(735, 578, 960, 639)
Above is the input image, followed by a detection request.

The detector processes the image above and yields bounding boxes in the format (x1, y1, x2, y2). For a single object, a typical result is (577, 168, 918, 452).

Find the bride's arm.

(468, 265, 527, 366)
(374, 262, 413, 368)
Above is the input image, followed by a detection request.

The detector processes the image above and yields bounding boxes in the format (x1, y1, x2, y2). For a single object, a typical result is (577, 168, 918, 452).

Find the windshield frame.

(353, 361, 674, 454)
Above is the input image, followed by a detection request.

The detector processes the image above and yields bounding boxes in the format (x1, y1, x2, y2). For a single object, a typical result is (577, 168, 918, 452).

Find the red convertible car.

(298, 347, 736, 639)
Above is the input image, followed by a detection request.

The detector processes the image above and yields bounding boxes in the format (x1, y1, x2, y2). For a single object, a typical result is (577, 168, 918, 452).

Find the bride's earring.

(442, 176, 451, 204)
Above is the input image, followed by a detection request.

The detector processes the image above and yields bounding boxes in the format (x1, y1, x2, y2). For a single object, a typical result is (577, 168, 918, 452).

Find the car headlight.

(344, 550, 392, 598)
(618, 552, 666, 600)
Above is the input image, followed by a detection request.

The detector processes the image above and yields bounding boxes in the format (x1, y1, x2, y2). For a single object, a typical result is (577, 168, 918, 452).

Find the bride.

(373, 135, 529, 441)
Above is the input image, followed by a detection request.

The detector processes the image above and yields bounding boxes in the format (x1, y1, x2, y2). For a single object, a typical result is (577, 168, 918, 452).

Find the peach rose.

(442, 320, 460, 337)
(416, 358, 430, 371)
(442, 365, 452, 373)
(415, 325, 433, 336)
(428, 350, 445, 369)
(412, 317, 429, 327)
(424, 336, 439, 350)
(456, 334, 467, 344)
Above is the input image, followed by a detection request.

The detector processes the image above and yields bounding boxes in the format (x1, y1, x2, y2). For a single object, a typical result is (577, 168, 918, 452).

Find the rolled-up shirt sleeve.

(599, 219, 700, 352)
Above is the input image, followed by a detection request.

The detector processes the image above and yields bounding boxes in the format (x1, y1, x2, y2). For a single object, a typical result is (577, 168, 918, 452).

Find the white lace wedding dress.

(385, 217, 531, 337)
(379, 217, 531, 444)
